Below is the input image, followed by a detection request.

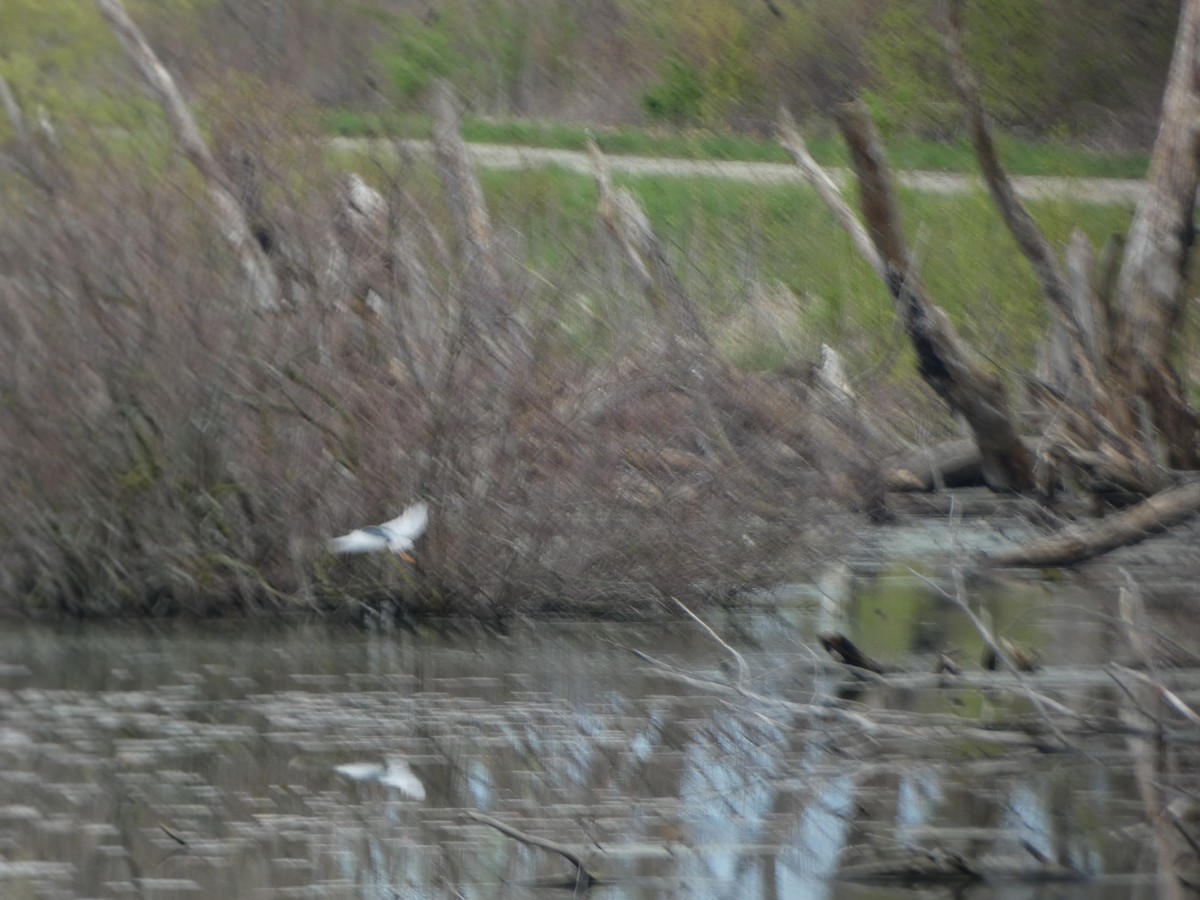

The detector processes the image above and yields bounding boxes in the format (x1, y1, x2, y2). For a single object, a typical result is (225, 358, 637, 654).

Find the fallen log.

(883, 439, 984, 491)
(986, 479, 1200, 567)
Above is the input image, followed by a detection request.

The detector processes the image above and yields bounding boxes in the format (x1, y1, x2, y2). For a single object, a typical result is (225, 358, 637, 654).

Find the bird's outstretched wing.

(329, 527, 391, 555)
(329, 502, 428, 555)
(379, 502, 429, 544)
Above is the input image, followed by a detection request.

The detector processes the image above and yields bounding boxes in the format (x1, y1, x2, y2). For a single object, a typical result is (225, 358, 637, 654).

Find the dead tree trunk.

(943, 0, 1184, 498)
(430, 80, 512, 335)
(589, 139, 711, 350)
(589, 137, 888, 513)
(1111, 0, 1200, 470)
(831, 102, 1036, 493)
(95, 0, 281, 311)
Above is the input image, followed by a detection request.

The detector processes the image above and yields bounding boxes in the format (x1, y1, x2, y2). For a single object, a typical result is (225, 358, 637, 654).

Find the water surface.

(0, 569, 1176, 898)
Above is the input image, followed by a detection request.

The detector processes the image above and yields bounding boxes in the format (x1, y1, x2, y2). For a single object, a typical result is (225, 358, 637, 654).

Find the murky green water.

(0, 564, 1183, 898)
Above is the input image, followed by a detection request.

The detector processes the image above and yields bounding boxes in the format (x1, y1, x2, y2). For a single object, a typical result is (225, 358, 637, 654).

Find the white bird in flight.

(330, 502, 428, 560)
(335, 758, 426, 800)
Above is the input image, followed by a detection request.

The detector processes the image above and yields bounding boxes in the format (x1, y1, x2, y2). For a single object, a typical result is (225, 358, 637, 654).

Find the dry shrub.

(0, 101, 849, 620)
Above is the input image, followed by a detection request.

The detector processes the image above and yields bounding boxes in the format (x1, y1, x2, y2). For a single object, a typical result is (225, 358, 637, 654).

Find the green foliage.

(862, 0, 1172, 139)
(623, 0, 766, 127)
(0, 0, 112, 130)
(641, 57, 707, 125)
(0, 0, 216, 139)
(376, 12, 467, 102)
(373, 0, 583, 114)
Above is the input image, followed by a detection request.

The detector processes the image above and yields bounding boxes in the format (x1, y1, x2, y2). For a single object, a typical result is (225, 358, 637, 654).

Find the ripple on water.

(0, 615, 1185, 898)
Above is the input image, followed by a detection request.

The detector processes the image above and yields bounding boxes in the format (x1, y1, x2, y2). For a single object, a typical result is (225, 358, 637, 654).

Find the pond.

(0, 539, 1193, 899)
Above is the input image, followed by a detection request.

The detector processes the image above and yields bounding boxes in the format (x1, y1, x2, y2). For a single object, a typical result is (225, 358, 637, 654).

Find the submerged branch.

(463, 810, 604, 887)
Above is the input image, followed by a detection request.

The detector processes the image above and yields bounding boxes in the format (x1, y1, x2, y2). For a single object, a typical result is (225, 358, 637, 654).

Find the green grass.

(470, 164, 1136, 380)
(326, 108, 1150, 180)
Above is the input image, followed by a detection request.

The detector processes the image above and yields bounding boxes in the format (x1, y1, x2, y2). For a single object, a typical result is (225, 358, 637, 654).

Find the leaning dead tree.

(782, 0, 1200, 565)
(96, 0, 282, 310)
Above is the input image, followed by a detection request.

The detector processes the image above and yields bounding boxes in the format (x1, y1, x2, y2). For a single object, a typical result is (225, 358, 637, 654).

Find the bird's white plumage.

(335, 758, 426, 800)
(330, 502, 429, 556)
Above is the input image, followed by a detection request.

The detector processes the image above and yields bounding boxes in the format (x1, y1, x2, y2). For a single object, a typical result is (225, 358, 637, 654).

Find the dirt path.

(334, 138, 1145, 205)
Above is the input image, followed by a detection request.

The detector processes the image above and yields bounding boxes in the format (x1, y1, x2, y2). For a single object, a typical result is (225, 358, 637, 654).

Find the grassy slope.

(476, 164, 1136, 379)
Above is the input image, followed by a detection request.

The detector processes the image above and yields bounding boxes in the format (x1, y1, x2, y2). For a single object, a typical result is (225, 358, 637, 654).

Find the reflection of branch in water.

(672, 596, 749, 686)
(908, 562, 1073, 751)
(463, 810, 604, 888)
(1115, 569, 1196, 900)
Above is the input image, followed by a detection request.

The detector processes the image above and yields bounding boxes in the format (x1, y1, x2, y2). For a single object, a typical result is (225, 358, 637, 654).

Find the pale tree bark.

(777, 107, 884, 279)
(589, 138, 710, 348)
(95, 0, 282, 311)
(590, 137, 888, 513)
(429, 81, 506, 322)
(0, 73, 28, 144)
(1112, 0, 1200, 469)
(588, 136, 735, 462)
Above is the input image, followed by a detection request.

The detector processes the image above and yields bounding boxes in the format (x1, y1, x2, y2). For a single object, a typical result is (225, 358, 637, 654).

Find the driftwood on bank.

(95, 0, 282, 311)
(819, 632, 886, 675)
(882, 439, 984, 492)
(838, 845, 1084, 887)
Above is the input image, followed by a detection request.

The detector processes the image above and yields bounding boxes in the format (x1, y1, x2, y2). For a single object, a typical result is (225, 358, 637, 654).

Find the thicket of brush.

(0, 86, 860, 620)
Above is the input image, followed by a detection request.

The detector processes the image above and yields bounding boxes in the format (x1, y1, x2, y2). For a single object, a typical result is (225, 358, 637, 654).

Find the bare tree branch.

(95, 0, 281, 310)
(464, 810, 603, 887)
(776, 106, 884, 279)
(943, 0, 1137, 480)
(588, 136, 710, 347)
